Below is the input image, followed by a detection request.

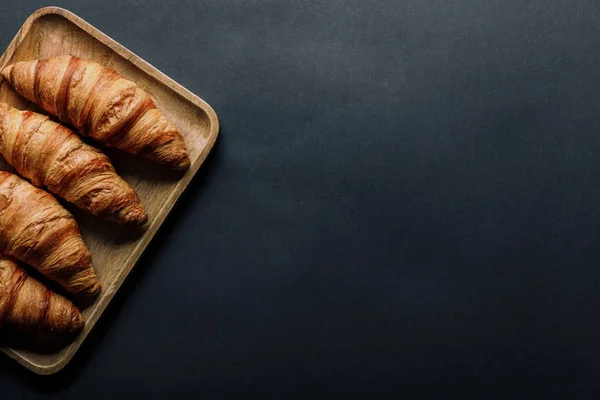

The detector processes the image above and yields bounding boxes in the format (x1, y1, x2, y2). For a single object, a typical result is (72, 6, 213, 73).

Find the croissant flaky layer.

(0, 172, 100, 296)
(0, 103, 147, 225)
(0, 256, 83, 333)
(2, 55, 190, 170)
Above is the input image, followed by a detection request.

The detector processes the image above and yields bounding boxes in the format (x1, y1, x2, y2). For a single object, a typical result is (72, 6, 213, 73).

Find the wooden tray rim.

(0, 6, 219, 375)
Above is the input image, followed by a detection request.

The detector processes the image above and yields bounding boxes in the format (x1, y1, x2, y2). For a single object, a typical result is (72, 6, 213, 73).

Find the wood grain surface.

(0, 6, 219, 375)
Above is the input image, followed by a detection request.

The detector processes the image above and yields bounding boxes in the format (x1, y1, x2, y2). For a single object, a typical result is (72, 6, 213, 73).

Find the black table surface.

(3, 0, 600, 398)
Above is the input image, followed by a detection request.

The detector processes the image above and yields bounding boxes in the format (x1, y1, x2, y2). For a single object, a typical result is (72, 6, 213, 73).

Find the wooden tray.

(0, 7, 219, 374)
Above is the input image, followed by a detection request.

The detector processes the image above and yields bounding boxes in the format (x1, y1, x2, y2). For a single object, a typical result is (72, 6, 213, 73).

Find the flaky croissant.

(0, 172, 100, 297)
(0, 256, 83, 333)
(2, 55, 190, 170)
(0, 103, 147, 225)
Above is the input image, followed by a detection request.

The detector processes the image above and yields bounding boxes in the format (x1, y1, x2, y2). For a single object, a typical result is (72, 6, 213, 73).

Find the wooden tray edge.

(0, 6, 220, 375)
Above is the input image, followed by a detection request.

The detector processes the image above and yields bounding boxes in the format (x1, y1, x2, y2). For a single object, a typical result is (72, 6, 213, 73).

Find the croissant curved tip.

(118, 203, 148, 225)
(90, 280, 102, 296)
(74, 278, 101, 298)
(1, 64, 12, 81)
(171, 156, 191, 171)
(69, 308, 85, 333)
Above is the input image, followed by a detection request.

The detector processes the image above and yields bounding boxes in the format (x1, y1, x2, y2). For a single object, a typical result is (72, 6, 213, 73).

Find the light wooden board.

(0, 7, 219, 375)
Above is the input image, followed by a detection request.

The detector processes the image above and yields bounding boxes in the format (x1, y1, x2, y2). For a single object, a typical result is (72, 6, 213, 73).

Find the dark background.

(2, 0, 600, 398)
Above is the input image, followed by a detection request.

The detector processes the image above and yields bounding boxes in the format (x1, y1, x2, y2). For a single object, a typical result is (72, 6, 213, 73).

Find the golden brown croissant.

(2, 55, 190, 170)
(0, 103, 147, 225)
(0, 256, 83, 333)
(0, 172, 100, 297)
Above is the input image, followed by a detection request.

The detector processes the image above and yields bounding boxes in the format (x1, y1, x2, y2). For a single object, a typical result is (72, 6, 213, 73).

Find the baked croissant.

(2, 55, 190, 170)
(0, 103, 147, 225)
(0, 172, 100, 296)
(0, 256, 83, 333)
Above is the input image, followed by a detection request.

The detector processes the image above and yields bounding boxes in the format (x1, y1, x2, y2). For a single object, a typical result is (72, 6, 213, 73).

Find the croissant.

(2, 55, 190, 170)
(0, 103, 147, 225)
(0, 172, 100, 296)
(0, 256, 83, 333)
